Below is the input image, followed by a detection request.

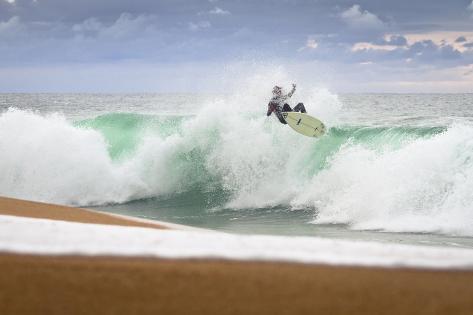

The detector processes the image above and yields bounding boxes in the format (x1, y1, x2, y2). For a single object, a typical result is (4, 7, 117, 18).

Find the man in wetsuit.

(266, 84, 306, 124)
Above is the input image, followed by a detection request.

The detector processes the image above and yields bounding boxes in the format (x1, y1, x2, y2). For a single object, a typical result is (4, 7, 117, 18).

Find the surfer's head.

(272, 86, 282, 96)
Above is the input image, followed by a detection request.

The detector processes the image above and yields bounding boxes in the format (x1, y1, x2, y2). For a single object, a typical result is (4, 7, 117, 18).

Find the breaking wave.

(1, 90, 473, 236)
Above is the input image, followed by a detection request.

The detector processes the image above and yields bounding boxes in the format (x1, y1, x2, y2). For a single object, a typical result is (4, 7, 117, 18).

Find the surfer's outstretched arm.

(286, 84, 296, 98)
(280, 84, 296, 102)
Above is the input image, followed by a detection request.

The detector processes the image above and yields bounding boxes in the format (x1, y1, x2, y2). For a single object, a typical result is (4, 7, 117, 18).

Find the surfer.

(266, 84, 306, 124)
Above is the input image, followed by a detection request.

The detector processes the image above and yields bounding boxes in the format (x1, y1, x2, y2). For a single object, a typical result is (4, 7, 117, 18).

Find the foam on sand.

(1, 214, 473, 269)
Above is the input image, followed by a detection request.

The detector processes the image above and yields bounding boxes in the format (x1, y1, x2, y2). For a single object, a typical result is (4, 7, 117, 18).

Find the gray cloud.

(208, 7, 230, 15)
(347, 39, 469, 69)
(72, 14, 160, 39)
(188, 20, 211, 31)
(0, 15, 23, 37)
(408, 40, 462, 62)
(374, 34, 408, 46)
(340, 4, 385, 30)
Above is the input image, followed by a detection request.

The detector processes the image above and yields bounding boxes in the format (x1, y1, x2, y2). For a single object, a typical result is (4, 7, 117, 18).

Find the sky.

(1, 0, 473, 93)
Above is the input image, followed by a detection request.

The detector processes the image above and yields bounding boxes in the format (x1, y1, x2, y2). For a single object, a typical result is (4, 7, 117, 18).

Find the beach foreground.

(0, 197, 473, 315)
(1, 254, 473, 315)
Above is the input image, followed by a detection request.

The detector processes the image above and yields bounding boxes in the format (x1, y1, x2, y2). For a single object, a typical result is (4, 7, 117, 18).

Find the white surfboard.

(282, 112, 326, 138)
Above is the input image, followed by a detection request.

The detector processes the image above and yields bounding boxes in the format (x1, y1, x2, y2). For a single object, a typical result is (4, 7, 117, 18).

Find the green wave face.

(75, 113, 446, 193)
(75, 113, 189, 160)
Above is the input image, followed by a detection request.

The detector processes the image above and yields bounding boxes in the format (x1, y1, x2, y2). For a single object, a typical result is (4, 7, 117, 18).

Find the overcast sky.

(1, 0, 473, 92)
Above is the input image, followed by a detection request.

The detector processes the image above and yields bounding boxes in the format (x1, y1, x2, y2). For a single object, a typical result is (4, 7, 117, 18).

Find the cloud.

(100, 14, 157, 38)
(352, 35, 408, 53)
(407, 40, 462, 62)
(340, 4, 384, 30)
(188, 21, 211, 31)
(469, 1, 473, 11)
(306, 39, 318, 49)
(72, 18, 103, 33)
(404, 31, 473, 53)
(383, 34, 407, 46)
(0, 15, 23, 37)
(349, 36, 470, 69)
(3, 0, 15, 4)
(298, 38, 318, 52)
(73, 13, 158, 39)
(209, 7, 230, 15)
(352, 42, 400, 52)
(370, 34, 407, 46)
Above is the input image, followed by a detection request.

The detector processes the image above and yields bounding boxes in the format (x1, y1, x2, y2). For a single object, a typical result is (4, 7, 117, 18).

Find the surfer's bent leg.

(294, 103, 307, 113)
(275, 111, 287, 124)
(282, 104, 293, 112)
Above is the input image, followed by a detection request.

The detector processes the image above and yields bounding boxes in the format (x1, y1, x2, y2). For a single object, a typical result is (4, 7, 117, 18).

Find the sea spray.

(2, 91, 473, 236)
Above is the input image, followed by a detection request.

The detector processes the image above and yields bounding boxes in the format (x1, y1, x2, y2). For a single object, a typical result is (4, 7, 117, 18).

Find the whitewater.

(1, 89, 473, 243)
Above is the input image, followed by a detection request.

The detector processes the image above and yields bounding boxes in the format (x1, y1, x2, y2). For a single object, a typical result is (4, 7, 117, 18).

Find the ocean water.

(1, 90, 473, 248)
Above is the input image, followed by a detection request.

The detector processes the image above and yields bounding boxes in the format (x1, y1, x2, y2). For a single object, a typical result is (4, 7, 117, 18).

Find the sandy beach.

(0, 196, 169, 229)
(0, 196, 473, 315)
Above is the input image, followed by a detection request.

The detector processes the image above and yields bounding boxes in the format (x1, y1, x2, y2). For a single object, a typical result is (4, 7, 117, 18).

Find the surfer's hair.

(272, 86, 282, 95)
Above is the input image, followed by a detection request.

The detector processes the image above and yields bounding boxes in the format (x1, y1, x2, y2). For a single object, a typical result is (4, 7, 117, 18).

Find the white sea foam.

(0, 109, 147, 205)
(293, 124, 473, 236)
